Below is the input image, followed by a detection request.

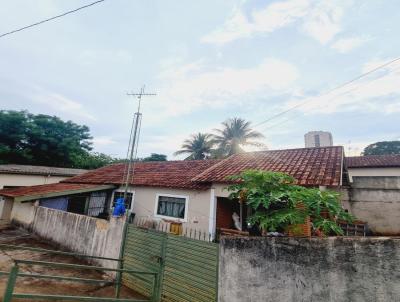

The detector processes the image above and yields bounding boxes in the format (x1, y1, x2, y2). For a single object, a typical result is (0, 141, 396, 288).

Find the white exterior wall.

(0, 173, 68, 189)
(116, 186, 212, 233)
(347, 167, 400, 182)
(10, 199, 36, 227)
(0, 197, 13, 222)
(213, 183, 231, 198)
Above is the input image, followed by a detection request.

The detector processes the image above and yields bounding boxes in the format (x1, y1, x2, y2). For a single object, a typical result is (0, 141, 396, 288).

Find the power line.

(260, 64, 400, 133)
(0, 0, 106, 39)
(253, 56, 400, 128)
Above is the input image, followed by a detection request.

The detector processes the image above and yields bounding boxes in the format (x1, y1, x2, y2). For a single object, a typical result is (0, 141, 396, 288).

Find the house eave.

(15, 184, 116, 203)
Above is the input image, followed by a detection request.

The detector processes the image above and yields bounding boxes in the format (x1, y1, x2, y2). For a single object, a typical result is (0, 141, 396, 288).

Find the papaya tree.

(227, 170, 353, 235)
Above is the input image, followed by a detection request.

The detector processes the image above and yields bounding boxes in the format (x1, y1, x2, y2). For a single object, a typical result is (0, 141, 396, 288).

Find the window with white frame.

(155, 195, 187, 220)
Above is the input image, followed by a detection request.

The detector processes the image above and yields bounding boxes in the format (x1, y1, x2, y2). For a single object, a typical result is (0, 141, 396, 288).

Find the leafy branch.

(227, 170, 354, 235)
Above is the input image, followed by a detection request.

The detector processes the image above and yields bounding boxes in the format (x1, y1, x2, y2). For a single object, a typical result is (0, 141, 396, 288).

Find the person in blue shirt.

(113, 197, 126, 217)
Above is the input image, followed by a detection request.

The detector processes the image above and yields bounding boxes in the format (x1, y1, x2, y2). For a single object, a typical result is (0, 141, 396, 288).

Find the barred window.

(156, 195, 187, 219)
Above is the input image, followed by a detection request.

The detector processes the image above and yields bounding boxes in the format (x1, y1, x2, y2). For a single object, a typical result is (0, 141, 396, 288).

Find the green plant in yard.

(227, 170, 353, 235)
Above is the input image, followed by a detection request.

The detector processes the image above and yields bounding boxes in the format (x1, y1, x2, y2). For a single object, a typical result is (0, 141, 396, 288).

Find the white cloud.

(150, 57, 299, 120)
(92, 136, 117, 147)
(283, 58, 400, 115)
(79, 49, 133, 65)
(201, 8, 254, 44)
(202, 0, 349, 45)
(30, 87, 96, 121)
(301, 1, 344, 44)
(331, 36, 369, 53)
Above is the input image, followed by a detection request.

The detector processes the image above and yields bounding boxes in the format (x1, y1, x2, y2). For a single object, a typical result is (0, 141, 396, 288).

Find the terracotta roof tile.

(346, 155, 400, 168)
(63, 160, 220, 190)
(192, 146, 344, 187)
(0, 183, 104, 198)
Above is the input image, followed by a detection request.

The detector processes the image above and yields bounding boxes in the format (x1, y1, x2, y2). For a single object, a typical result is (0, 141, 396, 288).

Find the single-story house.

(0, 164, 87, 189)
(0, 164, 87, 223)
(345, 155, 400, 182)
(0, 146, 343, 235)
(342, 155, 400, 235)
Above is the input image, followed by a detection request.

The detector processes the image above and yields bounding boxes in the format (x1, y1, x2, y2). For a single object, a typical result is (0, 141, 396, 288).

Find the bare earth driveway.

(0, 225, 143, 302)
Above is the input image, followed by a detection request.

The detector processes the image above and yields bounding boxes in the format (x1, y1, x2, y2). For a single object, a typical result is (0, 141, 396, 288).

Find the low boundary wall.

(29, 206, 125, 268)
(219, 236, 400, 302)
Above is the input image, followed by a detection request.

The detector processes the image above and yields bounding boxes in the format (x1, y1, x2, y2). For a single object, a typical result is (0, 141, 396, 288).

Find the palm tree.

(213, 117, 264, 156)
(174, 133, 214, 160)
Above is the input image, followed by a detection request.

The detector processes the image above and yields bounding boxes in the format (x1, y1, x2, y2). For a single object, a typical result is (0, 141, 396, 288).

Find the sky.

(0, 0, 399, 159)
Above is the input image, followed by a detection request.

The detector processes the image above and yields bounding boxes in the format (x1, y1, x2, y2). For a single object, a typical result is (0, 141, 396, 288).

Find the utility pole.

(122, 85, 156, 201)
(116, 85, 156, 299)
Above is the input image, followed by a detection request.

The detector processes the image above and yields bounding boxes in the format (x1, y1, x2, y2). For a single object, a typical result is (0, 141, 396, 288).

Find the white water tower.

(304, 131, 333, 148)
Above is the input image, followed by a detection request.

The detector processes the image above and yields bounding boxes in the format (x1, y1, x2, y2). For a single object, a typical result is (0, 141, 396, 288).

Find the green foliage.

(174, 133, 214, 160)
(213, 117, 264, 157)
(174, 118, 265, 160)
(227, 170, 353, 235)
(0, 110, 119, 169)
(71, 152, 119, 169)
(362, 141, 400, 155)
(141, 153, 167, 161)
(0, 110, 31, 164)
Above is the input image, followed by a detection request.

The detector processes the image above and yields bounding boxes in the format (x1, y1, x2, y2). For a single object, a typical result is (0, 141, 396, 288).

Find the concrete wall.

(342, 176, 400, 235)
(219, 236, 400, 302)
(10, 199, 36, 227)
(131, 186, 212, 233)
(347, 167, 400, 182)
(213, 183, 230, 198)
(0, 197, 13, 221)
(30, 206, 125, 269)
(0, 173, 67, 189)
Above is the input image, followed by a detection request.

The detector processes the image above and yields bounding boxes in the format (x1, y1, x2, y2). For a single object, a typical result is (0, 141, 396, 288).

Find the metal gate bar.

(3, 259, 159, 302)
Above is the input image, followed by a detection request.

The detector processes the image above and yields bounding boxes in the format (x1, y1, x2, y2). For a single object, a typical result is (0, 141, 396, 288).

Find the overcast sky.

(1, 0, 399, 159)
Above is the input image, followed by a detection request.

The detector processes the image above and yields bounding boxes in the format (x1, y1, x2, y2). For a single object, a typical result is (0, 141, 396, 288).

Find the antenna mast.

(122, 85, 156, 201)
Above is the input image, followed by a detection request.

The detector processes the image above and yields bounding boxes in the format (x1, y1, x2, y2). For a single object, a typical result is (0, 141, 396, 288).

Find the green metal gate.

(122, 225, 219, 302)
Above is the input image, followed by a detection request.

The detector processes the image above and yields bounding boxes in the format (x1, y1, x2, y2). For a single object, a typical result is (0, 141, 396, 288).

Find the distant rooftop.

(0, 164, 87, 177)
(346, 155, 400, 168)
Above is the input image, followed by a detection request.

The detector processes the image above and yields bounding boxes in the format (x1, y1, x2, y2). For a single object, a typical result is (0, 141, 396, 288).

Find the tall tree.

(142, 153, 167, 161)
(362, 141, 400, 155)
(0, 111, 30, 164)
(213, 117, 264, 156)
(27, 114, 92, 167)
(174, 133, 214, 160)
(0, 110, 119, 168)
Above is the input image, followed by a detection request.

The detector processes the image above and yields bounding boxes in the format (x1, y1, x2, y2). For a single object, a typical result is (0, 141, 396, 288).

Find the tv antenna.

(122, 85, 156, 201)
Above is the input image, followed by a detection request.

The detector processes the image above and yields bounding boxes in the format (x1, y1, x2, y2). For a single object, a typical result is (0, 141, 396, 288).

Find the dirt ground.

(0, 226, 145, 302)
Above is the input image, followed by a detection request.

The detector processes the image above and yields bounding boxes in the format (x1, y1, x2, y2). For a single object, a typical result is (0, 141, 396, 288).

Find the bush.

(227, 170, 353, 235)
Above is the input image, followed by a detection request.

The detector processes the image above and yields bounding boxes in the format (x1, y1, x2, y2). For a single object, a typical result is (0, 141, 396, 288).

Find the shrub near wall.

(219, 236, 400, 302)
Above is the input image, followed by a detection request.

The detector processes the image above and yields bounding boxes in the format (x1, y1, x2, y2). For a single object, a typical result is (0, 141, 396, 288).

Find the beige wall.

(10, 199, 36, 227)
(0, 173, 68, 189)
(31, 207, 125, 269)
(0, 198, 13, 222)
(213, 183, 231, 198)
(342, 176, 400, 235)
(347, 167, 400, 182)
(118, 186, 212, 233)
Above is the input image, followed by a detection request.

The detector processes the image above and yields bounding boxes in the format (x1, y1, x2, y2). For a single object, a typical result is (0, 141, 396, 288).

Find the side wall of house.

(0, 197, 13, 222)
(132, 186, 212, 233)
(30, 206, 125, 269)
(10, 200, 36, 227)
(342, 176, 400, 235)
(219, 236, 400, 302)
(0, 174, 68, 189)
(347, 167, 400, 182)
